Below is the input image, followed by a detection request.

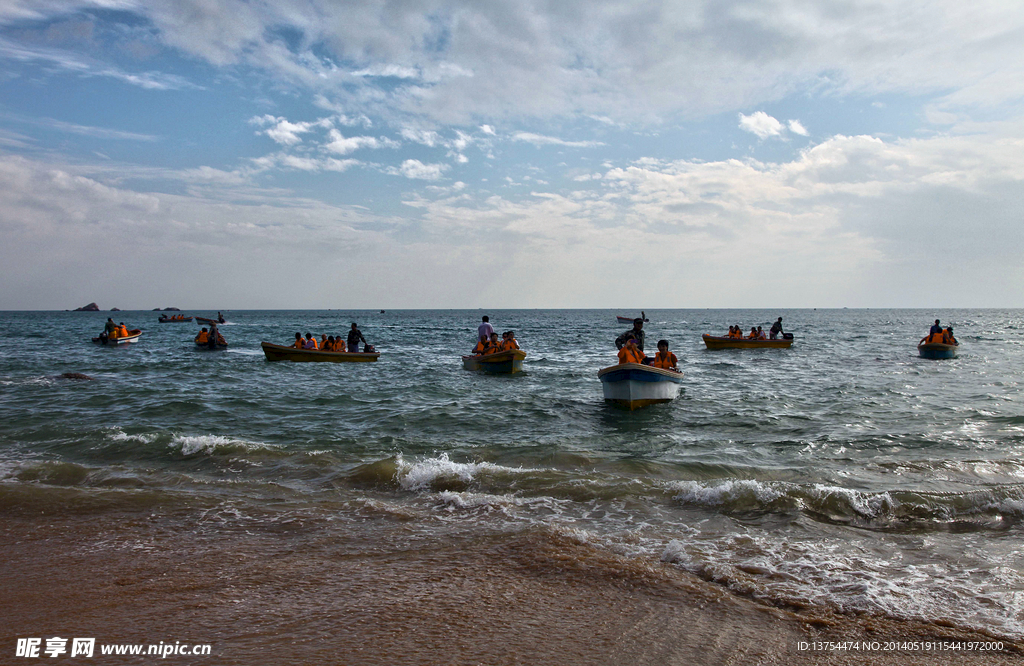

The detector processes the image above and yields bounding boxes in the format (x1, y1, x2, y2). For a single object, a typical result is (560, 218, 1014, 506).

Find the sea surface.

(2, 308, 1023, 640)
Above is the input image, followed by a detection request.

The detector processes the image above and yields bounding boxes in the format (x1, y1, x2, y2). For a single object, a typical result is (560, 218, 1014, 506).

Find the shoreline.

(2, 511, 1020, 665)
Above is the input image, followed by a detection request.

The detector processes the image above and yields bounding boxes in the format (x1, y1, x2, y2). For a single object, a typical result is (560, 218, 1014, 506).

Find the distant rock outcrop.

(157, 307, 181, 311)
(110, 307, 121, 312)
(74, 303, 100, 312)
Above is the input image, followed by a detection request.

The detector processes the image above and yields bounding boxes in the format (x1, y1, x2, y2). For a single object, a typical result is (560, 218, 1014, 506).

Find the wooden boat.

(158, 315, 193, 323)
(461, 349, 527, 374)
(616, 315, 649, 323)
(195, 339, 227, 350)
(918, 342, 958, 359)
(702, 334, 793, 349)
(261, 341, 380, 363)
(195, 316, 226, 325)
(598, 363, 683, 410)
(92, 329, 142, 345)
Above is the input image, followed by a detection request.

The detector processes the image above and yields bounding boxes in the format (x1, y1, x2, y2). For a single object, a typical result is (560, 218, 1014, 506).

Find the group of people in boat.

(920, 319, 958, 346)
(96, 318, 132, 343)
(290, 323, 375, 353)
(614, 317, 678, 370)
(195, 326, 226, 348)
(160, 314, 190, 322)
(470, 316, 520, 355)
(723, 317, 785, 340)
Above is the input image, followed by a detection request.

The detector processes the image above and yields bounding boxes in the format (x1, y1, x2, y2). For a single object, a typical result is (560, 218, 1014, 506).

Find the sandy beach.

(3, 508, 1020, 666)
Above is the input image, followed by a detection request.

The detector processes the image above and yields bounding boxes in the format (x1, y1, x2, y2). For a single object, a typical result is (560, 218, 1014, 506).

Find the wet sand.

(2, 511, 1021, 665)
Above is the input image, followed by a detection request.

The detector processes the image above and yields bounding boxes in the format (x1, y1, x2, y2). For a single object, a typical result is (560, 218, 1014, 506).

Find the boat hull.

(918, 342, 958, 359)
(158, 317, 193, 323)
(702, 334, 793, 349)
(462, 349, 527, 374)
(261, 342, 379, 362)
(195, 317, 226, 325)
(92, 329, 142, 346)
(196, 341, 228, 350)
(597, 363, 682, 409)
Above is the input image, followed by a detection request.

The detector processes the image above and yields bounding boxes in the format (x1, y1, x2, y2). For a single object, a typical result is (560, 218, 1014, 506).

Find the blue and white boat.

(597, 363, 683, 410)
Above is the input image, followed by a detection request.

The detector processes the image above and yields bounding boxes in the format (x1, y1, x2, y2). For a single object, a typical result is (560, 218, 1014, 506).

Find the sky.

(1, 0, 1023, 310)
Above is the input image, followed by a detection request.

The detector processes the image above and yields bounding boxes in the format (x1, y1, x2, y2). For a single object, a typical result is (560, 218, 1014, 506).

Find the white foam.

(108, 428, 158, 444)
(670, 479, 785, 506)
(170, 434, 272, 456)
(395, 452, 540, 491)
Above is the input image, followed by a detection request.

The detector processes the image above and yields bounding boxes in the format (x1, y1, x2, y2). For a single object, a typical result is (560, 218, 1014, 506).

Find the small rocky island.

(73, 303, 100, 312)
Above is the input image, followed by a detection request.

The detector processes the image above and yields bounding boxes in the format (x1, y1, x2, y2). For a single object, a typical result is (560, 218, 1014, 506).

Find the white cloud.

(739, 111, 785, 139)
(788, 119, 809, 136)
(479, 125, 496, 135)
(324, 128, 397, 155)
(395, 159, 449, 180)
(400, 128, 442, 147)
(512, 132, 604, 148)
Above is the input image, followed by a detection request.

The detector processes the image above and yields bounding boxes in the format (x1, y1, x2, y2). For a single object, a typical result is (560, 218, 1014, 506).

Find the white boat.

(92, 329, 142, 346)
(597, 362, 683, 410)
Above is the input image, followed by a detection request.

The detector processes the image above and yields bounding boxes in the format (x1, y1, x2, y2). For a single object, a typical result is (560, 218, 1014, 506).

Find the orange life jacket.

(303, 338, 318, 350)
(118, 325, 129, 337)
(651, 351, 677, 369)
(195, 332, 209, 344)
(618, 346, 645, 365)
(500, 339, 519, 351)
(293, 338, 304, 349)
(473, 340, 487, 354)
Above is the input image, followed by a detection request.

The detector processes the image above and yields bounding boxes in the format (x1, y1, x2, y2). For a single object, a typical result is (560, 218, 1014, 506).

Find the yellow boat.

(702, 334, 793, 350)
(462, 349, 527, 374)
(260, 342, 380, 363)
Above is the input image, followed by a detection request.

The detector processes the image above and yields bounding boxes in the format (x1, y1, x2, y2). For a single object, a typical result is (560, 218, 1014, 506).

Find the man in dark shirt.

(615, 318, 646, 352)
(769, 317, 784, 339)
(930, 319, 942, 335)
(347, 323, 367, 352)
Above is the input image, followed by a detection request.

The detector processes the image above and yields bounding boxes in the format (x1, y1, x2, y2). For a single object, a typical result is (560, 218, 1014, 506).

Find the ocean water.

(2, 308, 1023, 639)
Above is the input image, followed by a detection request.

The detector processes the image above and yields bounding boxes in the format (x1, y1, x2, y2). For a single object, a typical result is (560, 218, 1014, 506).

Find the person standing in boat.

(347, 323, 367, 352)
(478, 316, 494, 342)
(930, 319, 943, 335)
(769, 317, 784, 340)
(615, 318, 646, 352)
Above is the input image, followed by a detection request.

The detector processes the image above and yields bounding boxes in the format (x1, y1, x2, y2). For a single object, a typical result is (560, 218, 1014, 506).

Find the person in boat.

(617, 334, 648, 365)
(727, 325, 743, 339)
(930, 319, 942, 335)
(615, 318, 646, 352)
(746, 327, 758, 339)
(943, 327, 958, 345)
(347, 323, 366, 353)
(325, 335, 336, 352)
(195, 328, 210, 345)
(117, 323, 129, 338)
(302, 332, 318, 350)
(478, 316, 494, 343)
(292, 332, 304, 349)
(209, 325, 226, 347)
(500, 331, 520, 351)
(756, 326, 767, 340)
(920, 328, 947, 345)
(482, 332, 502, 355)
(472, 337, 489, 354)
(217, 312, 225, 324)
(769, 317, 783, 340)
(651, 340, 678, 370)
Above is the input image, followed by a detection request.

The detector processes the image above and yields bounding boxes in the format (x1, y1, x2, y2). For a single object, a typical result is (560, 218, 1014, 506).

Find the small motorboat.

(462, 349, 527, 374)
(261, 342, 380, 363)
(598, 362, 683, 410)
(702, 334, 793, 349)
(195, 316, 226, 325)
(92, 329, 142, 345)
(158, 315, 193, 323)
(918, 342, 958, 359)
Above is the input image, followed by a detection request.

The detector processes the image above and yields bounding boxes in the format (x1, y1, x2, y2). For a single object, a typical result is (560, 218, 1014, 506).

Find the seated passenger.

(500, 331, 521, 351)
(482, 332, 502, 354)
(302, 333, 318, 350)
(325, 335, 336, 352)
(746, 327, 758, 339)
(292, 332, 304, 349)
(650, 340, 678, 370)
(943, 327, 958, 345)
(617, 335, 647, 365)
(472, 338, 488, 354)
(117, 323, 129, 337)
(756, 326, 767, 340)
(195, 328, 209, 345)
